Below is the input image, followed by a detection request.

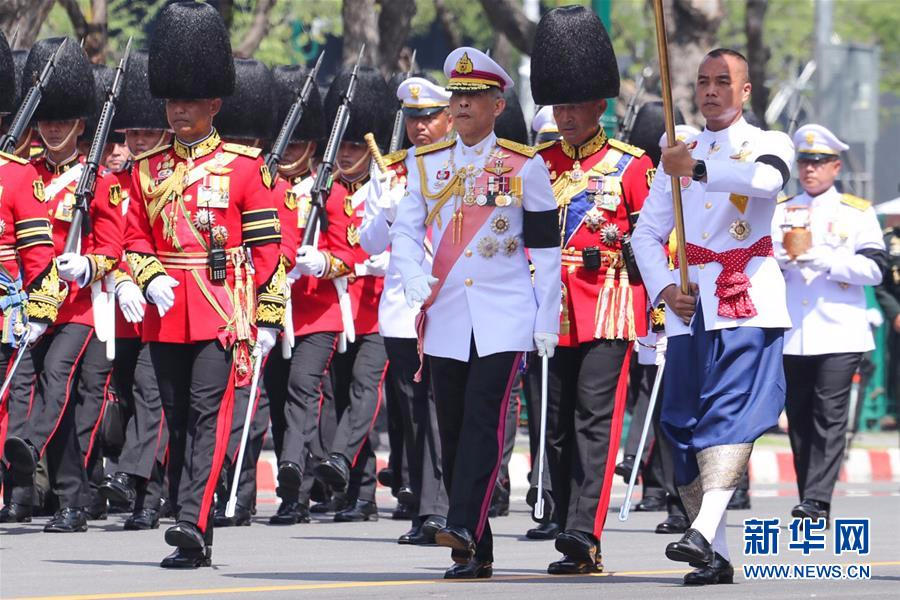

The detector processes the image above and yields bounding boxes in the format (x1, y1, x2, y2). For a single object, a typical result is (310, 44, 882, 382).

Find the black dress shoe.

(400, 515, 446, 545)
(310, 494, 349, 514)
(634, 495, 667, 512)
(44, 507, 88, 533)
(165, 521, 205, 549)
(213, 504, 252, 527)
(376, 468, 394, 488)
(666, 528, 714, 567)
(526, 521, 561, 540)
(434, 525, 475, 563)
(791, 499, 830, 526)
(728, 488, 751, 510)
(656, 514, 690, 534)
(160, 546, 211, 569)
(547, 554, 603, 574)
(334, 499, 378, 522)
(555, 529, 599, 564)
(444, 558, 492, 579)
(276, 462, 302, 494)
(124, 508, 160, 530)
(615, 455, 636, 479)
(420, 515, 446, 538)
(99, 472, 137, 506)
(4, 437, 38, 476)
(313, 453, 350, 491)
(398, 524, 422, 544)
(269, 500, 310, 525)
(396, 486, 417, 506)
(683, 552, 734, 585)
(0, 503, 33, 523)
(391, 501, 415, 520)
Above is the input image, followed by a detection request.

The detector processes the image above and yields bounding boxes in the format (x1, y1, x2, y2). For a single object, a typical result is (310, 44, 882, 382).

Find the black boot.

(334, 499, 378, 522)
(99, 472, 137, 506)
(555, 530, 600, 565)
(656, 514, 690, 534)
(3, 437, 38, 476)
(791, 499, 830, 527)
(213, 504, 252, 527)
(444, 558, 493, 579)
(44, 507, 88, 533)
(527, 521, 561, 540)
(124, 508, 160, 530)
(0, 503, 33, 523)
(164, 521, 205, 549)
(434, 525, 475, 564)
(269, 500, 310, 525)
(391, 501, 415, 520)
(160, 546, 211, 569)
(547, 554, 603, 574)
(313, 453, 350, 491)
(683, 552, 734, 585)
(615, 454, 636, 480)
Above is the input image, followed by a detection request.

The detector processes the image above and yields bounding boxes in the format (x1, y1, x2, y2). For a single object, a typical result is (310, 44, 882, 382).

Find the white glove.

(254, 326, 279, 357)
(25, 322, 47, 345)
(797, 245, 835, 273)
(377, 183, 406, 223)
(56, 253, 90, 283)
(293, 245, 327, 278)
(775, 246, 801, 271)
(116, 280, 146, 324)
(146, 275, 179, 317)
(534, 332, 559, 358)
(404, 274, 438, 307)
(363, 252, 390, 277)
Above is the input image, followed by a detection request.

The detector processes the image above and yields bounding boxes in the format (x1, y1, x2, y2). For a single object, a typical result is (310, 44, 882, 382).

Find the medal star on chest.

(484, 150, 512, 176)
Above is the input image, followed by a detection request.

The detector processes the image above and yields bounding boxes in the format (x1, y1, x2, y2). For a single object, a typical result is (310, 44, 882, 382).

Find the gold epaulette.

(222, 142, 262, 158)
(133, 144, 171, 162)
(497, 138, 537, 158)
(415, 139, 456, 157)
(608, 139, 646, 157)
(776, 194, 796, 204)
(533, 140, 557, 153)
(0, 150, 28, 165)
(383, 149, 408, 166)
(841, 193, 871, 211)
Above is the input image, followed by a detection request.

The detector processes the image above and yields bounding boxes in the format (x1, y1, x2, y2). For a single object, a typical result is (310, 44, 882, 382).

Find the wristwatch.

(692, 160, 707, 181)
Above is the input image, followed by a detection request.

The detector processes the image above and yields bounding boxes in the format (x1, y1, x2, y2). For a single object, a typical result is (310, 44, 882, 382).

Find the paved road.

(1, 483, 898, 600)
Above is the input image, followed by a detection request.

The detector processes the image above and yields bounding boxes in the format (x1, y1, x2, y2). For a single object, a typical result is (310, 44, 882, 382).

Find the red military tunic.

(107, 166, 142, 340)
(538, 129, 653, 347)
(33, 154, 123, 328)
(124, 130, 285, 346)
(0, 151, 60, 332)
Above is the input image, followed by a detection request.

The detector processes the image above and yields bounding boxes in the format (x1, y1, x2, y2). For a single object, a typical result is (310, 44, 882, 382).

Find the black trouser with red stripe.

(151, 340, 233, 539)
(429, 342, 521, 563)
(115, 342, 168, 511)
(328, 334, 387, 496)
(75, 334, 115, 512)
(223, 370, 270, 510)
(546, 340, 630, 541)
(2, 344, 39, 507)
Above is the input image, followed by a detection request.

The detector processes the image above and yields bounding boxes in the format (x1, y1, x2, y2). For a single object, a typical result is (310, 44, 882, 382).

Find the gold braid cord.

(25, 262, 65, 324)
(126, 251, 168, 294)
(85, 254, 119, 285)
(256, 258, 287, 330)
(320, 250, 351, 280)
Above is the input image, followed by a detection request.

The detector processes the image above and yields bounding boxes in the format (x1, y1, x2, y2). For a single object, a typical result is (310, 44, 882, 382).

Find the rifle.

(387, 49, 416, 153)
(301, 45, 365, 247)
(63, 37, 132, 254)
(0, 39, 67, 154)
(617, 66, 652, 141)
(264, 50, 325, 177)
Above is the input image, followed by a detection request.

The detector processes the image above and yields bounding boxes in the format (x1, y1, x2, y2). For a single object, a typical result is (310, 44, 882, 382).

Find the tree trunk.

(478, 0, 536, 55)
(234, 0, 278, 58)
(57, 0, 108, 63)
(745, 0, 770, 126)
(342, 0, 379, 67)
(377, 0, 416, 75)
(434, 0, 461, 50)
(0, 0, 56, 49)
(491, 33, 515, 79)
(663, 0, 725, 126)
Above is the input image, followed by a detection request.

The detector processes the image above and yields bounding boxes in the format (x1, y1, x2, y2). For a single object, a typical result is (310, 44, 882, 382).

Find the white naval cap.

(793, 123, 849, 161)
(658, 124, 701, 148)
(397, 77, 451, 117)
(443, 47, 514, 93)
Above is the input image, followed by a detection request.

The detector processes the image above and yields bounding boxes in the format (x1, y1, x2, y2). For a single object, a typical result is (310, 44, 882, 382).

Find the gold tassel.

(616, 269, 635, 340)
(560, 284, 570, 337)
(594, 267, 616, 339)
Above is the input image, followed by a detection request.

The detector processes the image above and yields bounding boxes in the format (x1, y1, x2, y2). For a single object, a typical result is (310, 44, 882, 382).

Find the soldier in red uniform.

(0, 31, 62, 524)
(306, 67, 393, 522)
(124, 2, 284, 568)
(530, 7, 654, 573)
(98, 49, 172, 531)
(3, 36, 124, 533)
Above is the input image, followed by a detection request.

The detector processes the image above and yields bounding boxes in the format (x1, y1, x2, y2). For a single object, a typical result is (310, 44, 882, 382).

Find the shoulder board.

(133, 144, 171, 162)
(415, 139, 456, 157)
(608, 139, 646, 157)
(382, 149, 408, 166)
(0, 150, 28, 165)
(776, 194, 796, 204)
(533, 140, 557, 153)
(222, 142, 262, 159)
(496, 138, 537, 158)
(841, 193, 871, 211)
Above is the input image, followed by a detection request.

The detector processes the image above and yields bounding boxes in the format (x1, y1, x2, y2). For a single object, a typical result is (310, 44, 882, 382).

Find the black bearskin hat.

(114, 50, 168, 131)
(82, 64, 125, 145)
(0, 32, 15, 115)
(148, 1, 234, 99)
(495, 88, 528, 145)
(215, 58, 275, 142)
(22, 37, 94, 121)
(272, 64, 326, 144)
(531, 6, 619, 105)
(12, 49, 29, 110)
(324, 66, 393, 150)
(627, 101, 684, 167)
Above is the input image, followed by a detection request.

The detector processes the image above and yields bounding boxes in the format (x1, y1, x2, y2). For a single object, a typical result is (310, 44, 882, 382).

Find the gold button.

(705, 202, 712, 209)
(465, 249, 473, 257)
(698, 263, 705, 269)
(702, 232, 710, 240)
(464, 278, 473, 287)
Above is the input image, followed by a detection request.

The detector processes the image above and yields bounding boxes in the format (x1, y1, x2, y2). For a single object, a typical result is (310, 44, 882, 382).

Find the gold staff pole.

(652, 0, 689, 295)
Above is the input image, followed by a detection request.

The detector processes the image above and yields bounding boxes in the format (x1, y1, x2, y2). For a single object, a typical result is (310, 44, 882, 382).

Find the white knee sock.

(691, 488, 734, 544)
(711, 512, 730, 562)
